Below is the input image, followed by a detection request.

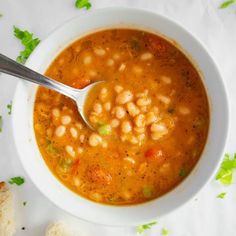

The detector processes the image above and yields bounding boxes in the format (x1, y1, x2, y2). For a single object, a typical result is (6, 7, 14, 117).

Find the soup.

(34, 29, 209, 205)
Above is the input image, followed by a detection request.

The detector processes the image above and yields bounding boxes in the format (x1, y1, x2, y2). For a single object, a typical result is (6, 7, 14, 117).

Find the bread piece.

(0, 182, 15, 236)
(45, 221, 74, 236)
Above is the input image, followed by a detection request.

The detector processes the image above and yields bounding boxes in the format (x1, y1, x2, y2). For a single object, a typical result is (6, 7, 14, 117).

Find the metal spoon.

(0, 53, 102, 129)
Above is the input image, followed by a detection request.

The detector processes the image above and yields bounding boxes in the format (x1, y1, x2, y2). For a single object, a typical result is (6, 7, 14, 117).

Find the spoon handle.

(0, 53, 77, 99)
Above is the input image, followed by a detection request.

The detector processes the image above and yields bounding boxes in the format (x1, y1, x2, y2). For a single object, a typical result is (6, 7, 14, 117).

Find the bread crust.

(0, 182, 15, 236)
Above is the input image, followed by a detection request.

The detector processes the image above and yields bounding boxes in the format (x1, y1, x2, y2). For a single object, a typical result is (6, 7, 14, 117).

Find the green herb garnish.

(136, 221, 157, 234)
(217, 192, 226, 199)
(0, 14, 3, 18)
(8, 176, 25, 186)
(23, 201, 27, 206)
(7, 101, 12, 115)
(179, 167, 187, 177)
(162, 228, 169, 235)
(219, 0, 236, 8)
(143, 186, 153, 198)
(216, 153, 236, 185)
(46, 142, 58, 154)
(13, 26, 40, 64)
(75, 0, 92, 10)
(97, 124, 111, 136)
(0, 116, 2, 132)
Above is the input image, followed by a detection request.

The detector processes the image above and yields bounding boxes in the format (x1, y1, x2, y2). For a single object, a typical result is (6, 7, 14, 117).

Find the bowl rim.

(11, 7, 229, 226)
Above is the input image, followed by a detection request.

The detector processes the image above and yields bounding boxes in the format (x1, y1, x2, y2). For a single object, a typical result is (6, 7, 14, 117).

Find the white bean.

(70, 127, 78, 139)
(158, 95, 171, 105)
(89, 115, 99, 123)
(107, 59, 114, 66)
(151, 132, 166, 140)
(140, 52, 153, 61)
(79, 134, 85, 143)
(161, 76, 172, 84)
(178, 106, 190, 115)
(99, 88, 108, 101)
(73, 176, 82, 187)
(65, 145, 76, 158)
(52, 108, 60, 118)
(126, 102, 140, 117)
(61, 115, 71, 125)
(114, 85, 123, 93)
(121, 121, 132, 133)
(146, 112, 158, 125)
(150, 123, 168, 133)
(94, 48, 106, 56)
(136, 97, 151, 106)
(134, 114, 146, 128)
(75, 122, 83, 130)
(119, 63, 126, 72)
(137, 134, 146, 142)
(113, 106, 126, 119)
(116, 90, 133, 104)
(124, 157, 136, 164)
(103, 102, 111, 111)
(111, 119, 120, 128)
(136, 89, 148, 98)
(83, 55, 92, 65)
(55, 125, 66, 137)
(89, 133, 102, 147)
(132, 66, 143, 75)
(134, 127, 145, 134)
(78, 147, 84, 154)
(93, 103, 103, 114)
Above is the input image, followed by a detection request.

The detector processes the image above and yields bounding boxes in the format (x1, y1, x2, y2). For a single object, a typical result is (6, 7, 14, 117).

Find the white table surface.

(1, 0, 236, 235)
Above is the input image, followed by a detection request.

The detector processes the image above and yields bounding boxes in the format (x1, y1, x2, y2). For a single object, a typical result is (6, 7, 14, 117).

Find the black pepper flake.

(21, 227, 26, 230)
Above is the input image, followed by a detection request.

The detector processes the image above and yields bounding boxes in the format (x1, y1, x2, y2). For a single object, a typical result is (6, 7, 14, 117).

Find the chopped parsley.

(219, 0, 236, 8)
(162, 228, 169, 235)
(136, 221, 157, 234)
(7, 101, 12, 115)
(179, 167, 187, 177)
(23, 201, 27, 206)
(0, 14, 2, 18)
(75, 0, 92, 10)
(13, 26, 40, 64)
(46, 141, 58, 154)
(217, 192, 226, 199)
(0, 116, 2, 132)
(215, 153, 236, 185)
(8, 176, 25, 186)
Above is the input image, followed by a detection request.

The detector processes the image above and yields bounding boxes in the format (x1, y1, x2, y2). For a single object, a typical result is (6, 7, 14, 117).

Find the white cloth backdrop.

(0, 0, 236, 235)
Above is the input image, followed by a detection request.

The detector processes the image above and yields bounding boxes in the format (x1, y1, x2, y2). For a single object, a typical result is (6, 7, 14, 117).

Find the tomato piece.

(71, 77, 91, 89)
(71, 159, 80, 176)
(145, 147, 165, 164)
(86, 166, 112, 185)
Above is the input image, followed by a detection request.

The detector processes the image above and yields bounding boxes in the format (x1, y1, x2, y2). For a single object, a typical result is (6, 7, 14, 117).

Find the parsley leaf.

(8, 176, 25, 186)
(75, 0, 92, 10)
(23, 201, 27, 206)
(7, 101, 12, 115)
(0, 116, 2, 132)
(216, 153, 236, 185)
(162, 228, 169, 235)
(179, 167, 187, 177)
(0, 14, 3, 18)
(217, 192, 227, 199)
(219, 0, 236, 8)
(136, 221, 157, 234)
(13, 26, 40, 64)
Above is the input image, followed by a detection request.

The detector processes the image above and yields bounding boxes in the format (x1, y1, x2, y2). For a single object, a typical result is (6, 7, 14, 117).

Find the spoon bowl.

(0, 53, 102, 129)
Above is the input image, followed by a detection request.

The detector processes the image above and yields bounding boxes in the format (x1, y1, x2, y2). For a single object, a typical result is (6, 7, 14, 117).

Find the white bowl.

(12, 7, 229, 226)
